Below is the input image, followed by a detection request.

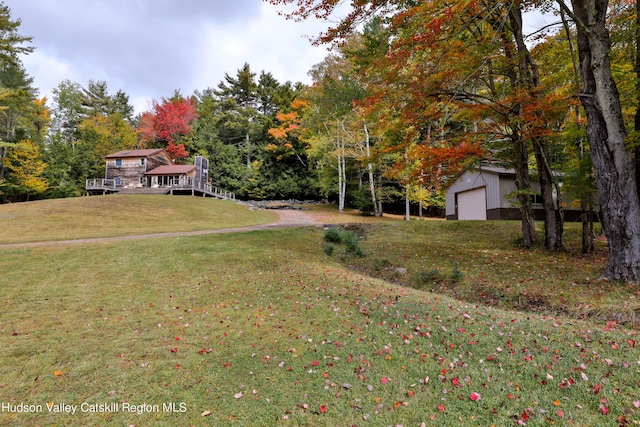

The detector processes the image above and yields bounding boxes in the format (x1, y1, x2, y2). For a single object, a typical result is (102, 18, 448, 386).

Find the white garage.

(445, 166, 531, 220)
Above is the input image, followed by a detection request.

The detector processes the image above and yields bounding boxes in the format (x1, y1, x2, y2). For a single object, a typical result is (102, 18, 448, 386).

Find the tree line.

(2, 1, 640, 282)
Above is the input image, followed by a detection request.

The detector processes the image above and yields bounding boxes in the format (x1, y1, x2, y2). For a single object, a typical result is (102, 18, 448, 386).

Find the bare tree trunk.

(363, 121, 379, 216)
(510, 3, 563, 250)
(377, 173, 383, 216)
(497, 14, 537, 248)
(569, 0, 640, 282)
(336, 131, 347, 212)
(561, 6, 594, 253)
(512, 130, 537, 248)
(634, 1, 640, 202)
(405, 186, 410, 221)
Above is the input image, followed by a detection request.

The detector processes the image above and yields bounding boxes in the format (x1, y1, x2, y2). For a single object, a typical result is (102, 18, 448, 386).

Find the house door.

(457, 187, 487, 220)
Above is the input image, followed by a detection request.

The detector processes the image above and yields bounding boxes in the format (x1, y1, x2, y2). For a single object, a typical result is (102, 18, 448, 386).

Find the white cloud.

(7, 0, 332, 115)
(20, 52, 80, 101)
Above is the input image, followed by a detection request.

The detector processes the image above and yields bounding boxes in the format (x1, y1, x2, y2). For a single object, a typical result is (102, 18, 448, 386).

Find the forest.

(2, 1, 640, 281)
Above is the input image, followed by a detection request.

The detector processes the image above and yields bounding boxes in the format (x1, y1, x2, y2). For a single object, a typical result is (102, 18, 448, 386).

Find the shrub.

(324, 228, 342, 243)
(350, 189, 375, 216)
(323, 244, 334, 256)
(450, 262, 464, 283)
(322, 228, 365, 258)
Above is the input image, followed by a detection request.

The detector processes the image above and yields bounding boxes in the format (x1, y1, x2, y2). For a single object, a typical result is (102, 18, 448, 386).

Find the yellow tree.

(77, 114, 137, 178)
(3, 139, 48, 200)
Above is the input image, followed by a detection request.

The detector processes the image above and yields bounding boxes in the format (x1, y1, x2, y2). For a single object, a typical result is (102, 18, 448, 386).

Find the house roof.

(146, 165, 196, 176)
(105, 149, 165, 158)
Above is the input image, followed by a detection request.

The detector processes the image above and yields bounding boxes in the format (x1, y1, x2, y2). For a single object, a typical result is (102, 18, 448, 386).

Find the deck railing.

(85, 179, 116, 190)
(86, 177, 235, 200)
(169, 178, 236, 200)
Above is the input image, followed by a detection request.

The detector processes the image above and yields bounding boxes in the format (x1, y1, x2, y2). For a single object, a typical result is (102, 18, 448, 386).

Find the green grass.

(342, 220, 640, 327)
(0, 206, 639, 426)
(0, 195, 277, 244)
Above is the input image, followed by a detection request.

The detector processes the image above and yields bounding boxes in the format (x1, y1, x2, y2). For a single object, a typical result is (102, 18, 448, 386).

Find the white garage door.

(457, 187, 487, 220)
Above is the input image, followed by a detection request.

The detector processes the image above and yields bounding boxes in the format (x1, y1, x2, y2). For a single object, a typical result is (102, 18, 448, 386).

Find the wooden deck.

(86, 179, 235, 200)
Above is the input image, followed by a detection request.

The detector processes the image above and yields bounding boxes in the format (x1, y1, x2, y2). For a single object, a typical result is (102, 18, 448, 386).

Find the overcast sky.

(5, 1, 554, 116)
(5, 0, 333, 114)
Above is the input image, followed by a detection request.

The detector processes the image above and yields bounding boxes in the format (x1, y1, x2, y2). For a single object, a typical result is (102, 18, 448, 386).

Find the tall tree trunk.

(405, 186, 410, 221)
(510, 3, 564, 250)
(497, 15, 537, 248)
(377, 172, 383, 216)
(562, 6, 594, 253)
(363, 121, 379, 216)
(337, 132, 347, 212)
(635, 0, 640, 202)
(512, 130, 537, 248)
(570, 0, 640, 282)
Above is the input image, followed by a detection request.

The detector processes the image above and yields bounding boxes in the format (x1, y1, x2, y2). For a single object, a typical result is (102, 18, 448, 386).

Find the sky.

(5, 0, 334, 114)
(5, 1, 554, 116)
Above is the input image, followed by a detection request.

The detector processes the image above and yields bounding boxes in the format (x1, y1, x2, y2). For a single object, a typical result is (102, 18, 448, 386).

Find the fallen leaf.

(53, 370, 63, 376)
(201, 410, 211, 417)
(234, 392, 243, 399)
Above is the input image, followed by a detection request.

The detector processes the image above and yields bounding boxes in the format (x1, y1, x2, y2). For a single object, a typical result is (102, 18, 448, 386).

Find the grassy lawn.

(0, 195, 277, 244)
(0, 203, 639, 426)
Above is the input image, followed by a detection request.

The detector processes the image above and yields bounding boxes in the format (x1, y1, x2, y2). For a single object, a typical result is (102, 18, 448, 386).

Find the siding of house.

(105, 151, 172, 187)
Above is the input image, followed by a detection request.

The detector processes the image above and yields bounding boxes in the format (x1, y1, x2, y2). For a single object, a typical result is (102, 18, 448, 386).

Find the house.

(86, 149, 235, 200)
(104, 148, 173, 188)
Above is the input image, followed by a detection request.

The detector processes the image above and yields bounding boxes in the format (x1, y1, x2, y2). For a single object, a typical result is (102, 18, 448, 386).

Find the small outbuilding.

(445, 166, 542, 220)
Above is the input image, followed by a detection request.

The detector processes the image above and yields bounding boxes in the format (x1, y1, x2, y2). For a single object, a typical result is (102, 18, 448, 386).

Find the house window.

(140, 158, 145, 166)
(115, 177, 121, 187)
(139, 177, 144, 185)
(115, 158, 123, 167)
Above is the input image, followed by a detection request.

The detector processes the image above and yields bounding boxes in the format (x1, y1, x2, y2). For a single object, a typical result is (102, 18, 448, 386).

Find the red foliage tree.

(137, 97, 197, 161)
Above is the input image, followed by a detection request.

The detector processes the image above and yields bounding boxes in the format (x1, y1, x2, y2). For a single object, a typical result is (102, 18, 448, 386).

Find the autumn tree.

(0, 3, 36, 191)
(555, 0, 640, 281)
(271, 0, 640, 280)
(2, 139, 47, 201)
(137, 94, 196, 162)
(46, 80, 135, 195)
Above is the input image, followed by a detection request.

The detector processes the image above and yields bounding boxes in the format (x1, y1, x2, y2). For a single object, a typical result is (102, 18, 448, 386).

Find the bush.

(323, 244, 334, 256)
(450, 262, 464, 283)
(350, 189, 376, 216)
(324, 228, 342, 243)
(322, 228, 365, 258)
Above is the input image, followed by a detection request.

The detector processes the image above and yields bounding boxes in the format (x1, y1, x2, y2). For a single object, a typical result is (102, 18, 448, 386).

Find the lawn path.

(0, 209, 322, 249)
